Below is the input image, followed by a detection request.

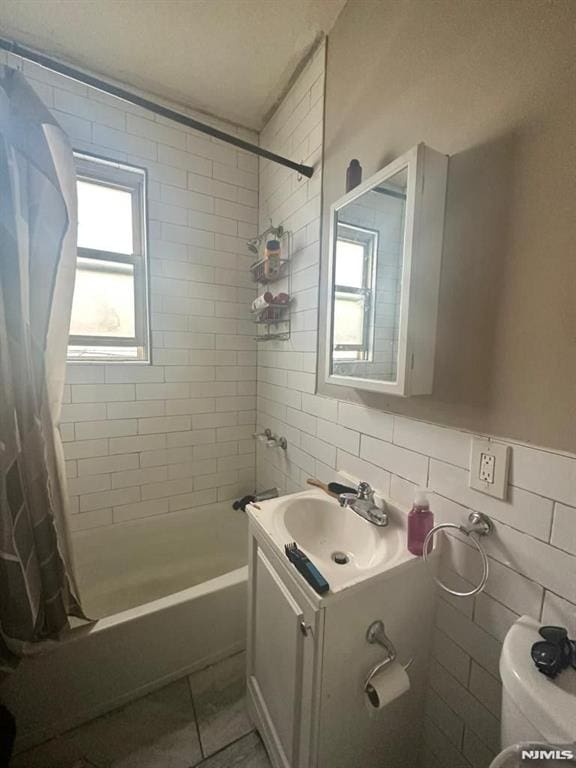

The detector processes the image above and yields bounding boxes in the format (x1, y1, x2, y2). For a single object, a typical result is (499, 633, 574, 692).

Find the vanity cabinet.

(247, 538, 322, 768)
(246, 515, 436, 768)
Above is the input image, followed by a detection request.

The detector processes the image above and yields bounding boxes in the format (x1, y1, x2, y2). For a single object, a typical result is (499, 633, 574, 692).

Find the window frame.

(68, 152, 150, 363)
(333, 222, 378, 361)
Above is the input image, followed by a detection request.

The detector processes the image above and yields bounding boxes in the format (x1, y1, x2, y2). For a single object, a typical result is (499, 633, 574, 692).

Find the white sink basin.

(247, 488, 413, 595)
(281, 495, 388, 570)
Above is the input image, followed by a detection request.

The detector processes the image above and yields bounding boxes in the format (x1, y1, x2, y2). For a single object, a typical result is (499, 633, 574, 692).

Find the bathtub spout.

(255, 487, 279, 502)
(232, 488, 279, 513)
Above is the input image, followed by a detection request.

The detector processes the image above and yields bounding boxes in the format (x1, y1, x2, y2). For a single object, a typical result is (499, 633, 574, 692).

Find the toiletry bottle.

(263, 238, 281, 278)
(252, 291, 273, 313)
(346, 159, 362, 192)
(407, 491, 434, 556)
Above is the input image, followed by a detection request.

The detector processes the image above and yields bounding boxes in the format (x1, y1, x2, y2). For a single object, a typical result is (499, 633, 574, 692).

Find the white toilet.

(490, 615, 576, 767)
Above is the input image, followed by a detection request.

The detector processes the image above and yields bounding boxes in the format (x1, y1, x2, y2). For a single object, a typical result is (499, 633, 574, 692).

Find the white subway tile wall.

(256, 40, 576, 768)
(0, 50, 258, 535)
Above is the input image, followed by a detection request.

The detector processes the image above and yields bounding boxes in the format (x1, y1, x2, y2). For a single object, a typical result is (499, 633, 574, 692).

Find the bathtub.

(3, 501, 249, 752)
(72, 499, 249, 618)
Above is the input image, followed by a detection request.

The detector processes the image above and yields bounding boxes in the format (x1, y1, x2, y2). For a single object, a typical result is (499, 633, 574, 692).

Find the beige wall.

(319, 0, 576, 453)
(257, 39, 576, 768)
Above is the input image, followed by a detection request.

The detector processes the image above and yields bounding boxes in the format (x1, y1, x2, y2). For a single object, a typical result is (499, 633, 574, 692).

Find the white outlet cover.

(479, 452, 495, 483)
(469, 438, 510, 499)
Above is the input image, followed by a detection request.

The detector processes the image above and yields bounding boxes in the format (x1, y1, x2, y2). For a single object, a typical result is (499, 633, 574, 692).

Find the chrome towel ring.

(422, 512, 493, 598)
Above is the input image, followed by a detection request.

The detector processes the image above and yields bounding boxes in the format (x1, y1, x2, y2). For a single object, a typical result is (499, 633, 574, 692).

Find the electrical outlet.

(479, 452, 495, 484)
(469, 438, 510, 499)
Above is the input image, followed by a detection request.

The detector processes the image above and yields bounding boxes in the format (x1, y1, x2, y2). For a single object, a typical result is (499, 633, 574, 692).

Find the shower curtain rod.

(0, 37, 315, 179)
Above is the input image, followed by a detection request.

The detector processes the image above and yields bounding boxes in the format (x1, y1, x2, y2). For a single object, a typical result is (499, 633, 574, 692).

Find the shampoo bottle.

(263, 238, 281, 278)
(407, 491, 434, 556)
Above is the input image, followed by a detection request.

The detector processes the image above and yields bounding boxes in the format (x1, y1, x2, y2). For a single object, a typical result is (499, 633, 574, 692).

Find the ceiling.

(0, 0, 346, 130)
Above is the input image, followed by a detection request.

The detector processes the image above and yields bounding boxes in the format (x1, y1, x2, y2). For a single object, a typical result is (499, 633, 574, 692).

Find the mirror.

(332, 167, 407, 384)
(325, 144, 448, 397)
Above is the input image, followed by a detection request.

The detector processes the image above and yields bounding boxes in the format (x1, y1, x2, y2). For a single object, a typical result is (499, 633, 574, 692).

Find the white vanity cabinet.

(247, 535, 322, 768)
(246, 506, 436, 768)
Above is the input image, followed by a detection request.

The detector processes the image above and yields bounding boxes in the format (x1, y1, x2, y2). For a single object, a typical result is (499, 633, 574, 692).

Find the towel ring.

(422, 512, 493, 598)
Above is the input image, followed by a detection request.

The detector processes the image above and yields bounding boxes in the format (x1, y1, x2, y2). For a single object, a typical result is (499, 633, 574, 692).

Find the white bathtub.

(73, 500, 249, 618)
(4, 501, 249, 752)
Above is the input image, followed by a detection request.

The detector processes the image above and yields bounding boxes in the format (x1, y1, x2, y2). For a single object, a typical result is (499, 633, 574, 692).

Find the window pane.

(335, 239, 365, 288)
(77, 180, 134, 254)
(69, 258, 136, 338)
(334, 294, 365, 347)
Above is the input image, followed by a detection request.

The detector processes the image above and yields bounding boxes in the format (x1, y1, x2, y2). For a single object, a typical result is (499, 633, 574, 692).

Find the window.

(332, 223, 377, 361)
(68, 153, 149, 362)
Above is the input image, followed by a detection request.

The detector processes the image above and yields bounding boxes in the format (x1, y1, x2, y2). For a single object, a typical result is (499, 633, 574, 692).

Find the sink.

(247, 488, 413, 595)
(281, 495, 386, 569)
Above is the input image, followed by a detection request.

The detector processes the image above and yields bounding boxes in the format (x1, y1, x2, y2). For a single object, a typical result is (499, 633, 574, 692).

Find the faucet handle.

(338, 492, 357, 508)
(253, 428, 273, 443)
(357, 482, 373, 500)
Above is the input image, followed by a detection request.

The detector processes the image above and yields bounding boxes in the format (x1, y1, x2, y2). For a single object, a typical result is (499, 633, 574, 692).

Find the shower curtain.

(0, 66, 84, 670)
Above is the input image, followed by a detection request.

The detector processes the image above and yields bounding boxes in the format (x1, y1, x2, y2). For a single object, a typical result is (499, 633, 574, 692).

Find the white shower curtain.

(0, 65, 84, 670)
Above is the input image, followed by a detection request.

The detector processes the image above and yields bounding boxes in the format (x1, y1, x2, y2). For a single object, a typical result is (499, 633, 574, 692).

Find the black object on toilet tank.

(531, 625, 576, 678)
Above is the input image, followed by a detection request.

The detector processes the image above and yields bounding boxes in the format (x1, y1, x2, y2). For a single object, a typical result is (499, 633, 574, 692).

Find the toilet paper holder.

(364, 620, 413, 691)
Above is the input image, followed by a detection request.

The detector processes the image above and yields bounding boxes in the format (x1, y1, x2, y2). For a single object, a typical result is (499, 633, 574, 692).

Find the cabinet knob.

(300, 621, 312, 637)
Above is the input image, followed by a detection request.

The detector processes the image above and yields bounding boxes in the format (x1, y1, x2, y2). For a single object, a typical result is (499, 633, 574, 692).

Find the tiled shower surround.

(0, 52, 259, 539)
(256, 41, 576, 768)
(3, 37, 576, 768)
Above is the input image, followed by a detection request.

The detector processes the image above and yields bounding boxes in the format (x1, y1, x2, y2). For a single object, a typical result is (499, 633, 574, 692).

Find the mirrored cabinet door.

(325, 143, 448, 397)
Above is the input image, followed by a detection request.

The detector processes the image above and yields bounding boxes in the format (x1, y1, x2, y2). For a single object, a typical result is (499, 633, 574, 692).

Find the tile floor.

(11, 652, 271, 768)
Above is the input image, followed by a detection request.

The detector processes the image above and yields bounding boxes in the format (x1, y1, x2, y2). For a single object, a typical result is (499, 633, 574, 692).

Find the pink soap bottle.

(407, 491, 434, 556)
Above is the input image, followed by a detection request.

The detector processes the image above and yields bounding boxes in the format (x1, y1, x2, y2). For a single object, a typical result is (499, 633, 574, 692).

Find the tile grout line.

(193, 729, 262, 768)
(432, 611, 500, 683)
(186, 675, 205, 762)
(431, 658, 500, 743)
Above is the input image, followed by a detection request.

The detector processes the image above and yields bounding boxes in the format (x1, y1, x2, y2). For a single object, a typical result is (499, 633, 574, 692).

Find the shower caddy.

(249, 225, 292, 342)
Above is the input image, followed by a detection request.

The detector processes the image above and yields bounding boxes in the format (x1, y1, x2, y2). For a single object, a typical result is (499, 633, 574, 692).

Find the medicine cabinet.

(324, 143, 448, 397)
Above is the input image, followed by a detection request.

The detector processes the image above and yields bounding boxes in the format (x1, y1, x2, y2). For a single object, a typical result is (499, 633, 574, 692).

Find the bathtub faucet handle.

(253, 428, 273, 443)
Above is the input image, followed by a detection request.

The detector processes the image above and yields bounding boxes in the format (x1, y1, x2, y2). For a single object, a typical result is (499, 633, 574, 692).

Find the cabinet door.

(248, 546, 314, 768)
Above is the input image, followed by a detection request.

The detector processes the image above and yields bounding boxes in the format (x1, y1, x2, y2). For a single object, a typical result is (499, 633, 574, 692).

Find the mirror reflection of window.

(333, 224, 377, 362)
(331, 167, 408, 383)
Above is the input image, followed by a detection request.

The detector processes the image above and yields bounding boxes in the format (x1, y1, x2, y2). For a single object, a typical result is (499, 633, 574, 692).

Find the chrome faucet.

(338, 482, 389, 527)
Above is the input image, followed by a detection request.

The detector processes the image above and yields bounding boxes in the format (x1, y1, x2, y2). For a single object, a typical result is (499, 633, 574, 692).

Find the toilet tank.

(501, 689, 545, 748)
(500, 616, 576, 748)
